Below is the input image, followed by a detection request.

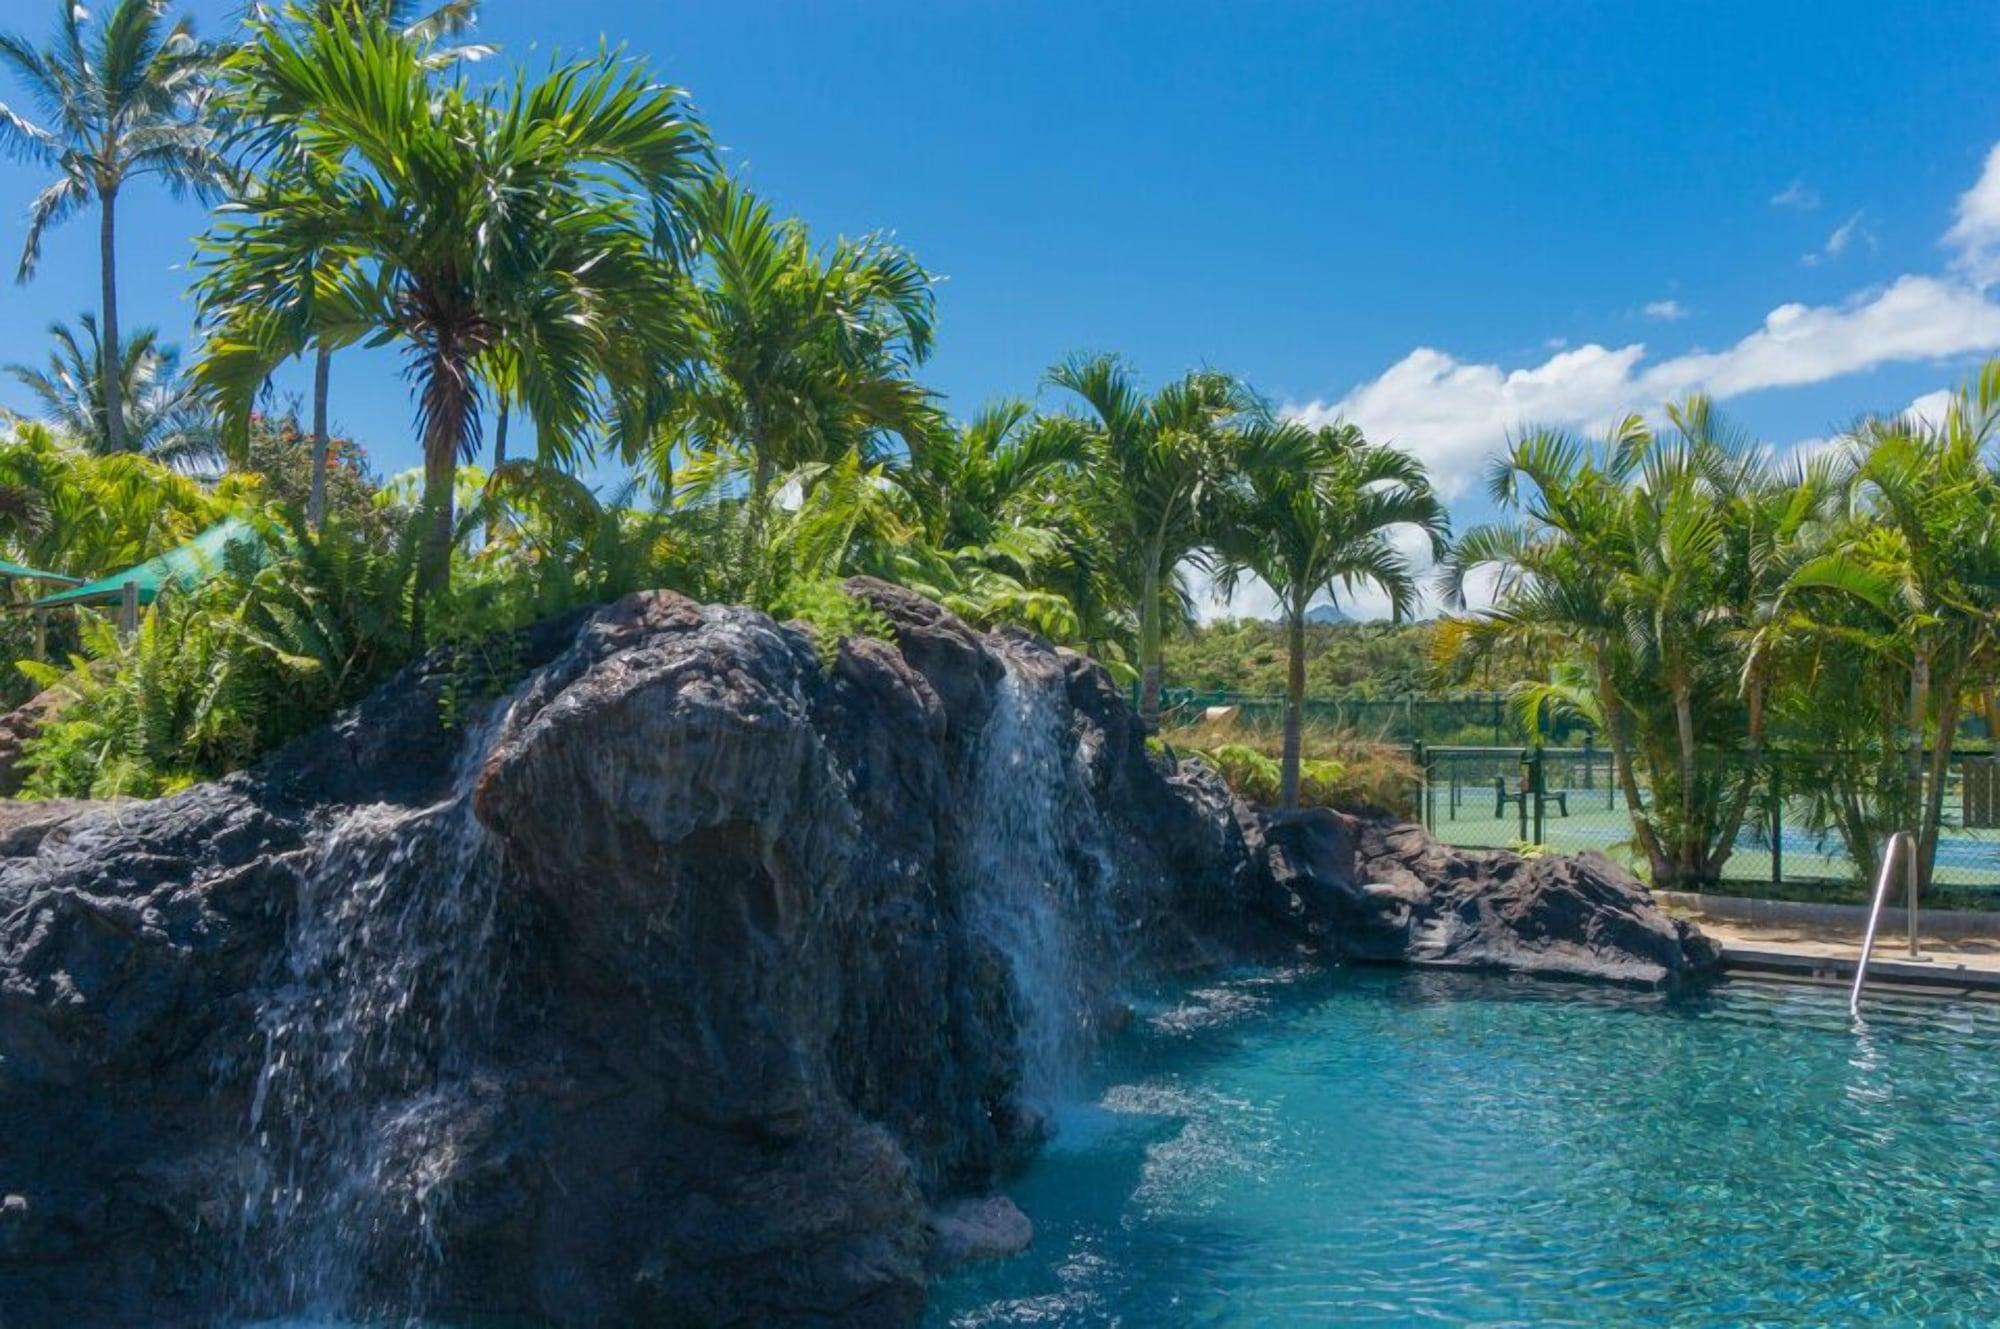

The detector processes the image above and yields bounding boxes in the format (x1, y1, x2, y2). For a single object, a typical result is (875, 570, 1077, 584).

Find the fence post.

(1769, 758, 1783, 892)
(1414, 740, 1429, 827)
(1520, 748, 1536, 840)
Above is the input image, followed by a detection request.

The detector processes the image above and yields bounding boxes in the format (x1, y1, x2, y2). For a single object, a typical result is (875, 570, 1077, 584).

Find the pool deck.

(1657, 891, 2000, 995)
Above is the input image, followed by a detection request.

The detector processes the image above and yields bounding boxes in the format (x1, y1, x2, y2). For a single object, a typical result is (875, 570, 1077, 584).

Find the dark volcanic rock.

(0, 584, 1715, 1328)
(0, 588, 1274, 1328)
(1260, 807, 1721, 986)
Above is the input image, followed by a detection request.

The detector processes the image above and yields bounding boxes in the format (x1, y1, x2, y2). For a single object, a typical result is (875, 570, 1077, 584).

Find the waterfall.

(240, 700, 515, 1319)
(966, 655, 1118, 1103)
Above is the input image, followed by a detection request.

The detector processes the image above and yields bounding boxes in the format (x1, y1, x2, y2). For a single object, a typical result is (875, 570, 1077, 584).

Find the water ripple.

(932, 970, 2000, 1327)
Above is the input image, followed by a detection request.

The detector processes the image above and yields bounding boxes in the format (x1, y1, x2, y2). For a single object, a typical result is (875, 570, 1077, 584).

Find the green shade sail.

(0, 558, 81, 586)
(28, 519, 261, 610)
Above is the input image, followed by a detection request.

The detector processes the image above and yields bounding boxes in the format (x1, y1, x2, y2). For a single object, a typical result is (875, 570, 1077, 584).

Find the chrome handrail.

(1850, 831, 1920, 1018)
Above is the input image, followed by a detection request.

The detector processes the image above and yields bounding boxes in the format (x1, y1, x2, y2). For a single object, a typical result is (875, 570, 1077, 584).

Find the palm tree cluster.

(0, 0, 1445, 810)
(7, 1, 1987, 887)
(1440, 382, 2000, 892)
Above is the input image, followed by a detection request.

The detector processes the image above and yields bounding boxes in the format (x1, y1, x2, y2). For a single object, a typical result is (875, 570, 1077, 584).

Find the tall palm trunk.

(1596, 647, 1668, 883)
(1919, 676, 1961, 898)
(1280, 605, 1306, 810)
(99, 187, 125, 455)
(739, 419, 774, 584)
(487, 397, 510, 543)
(1907, 651, 1930, 842)
(416, 348, 475, 600)
(419, 455, 456, 600)
(308, 344, 332, 529)
(1670, 659, 1699, 879)
(1138, 539, 1164, 728)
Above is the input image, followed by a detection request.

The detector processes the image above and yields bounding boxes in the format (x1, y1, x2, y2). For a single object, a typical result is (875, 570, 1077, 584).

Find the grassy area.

(1157, 715, 1420, 817)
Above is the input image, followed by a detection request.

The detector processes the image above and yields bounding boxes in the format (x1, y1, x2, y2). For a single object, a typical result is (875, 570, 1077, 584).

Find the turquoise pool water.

(929, 969, 2000, 1327)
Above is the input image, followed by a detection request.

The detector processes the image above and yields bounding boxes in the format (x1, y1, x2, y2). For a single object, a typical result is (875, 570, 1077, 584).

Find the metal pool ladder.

(1849, 831, 1921, 1018)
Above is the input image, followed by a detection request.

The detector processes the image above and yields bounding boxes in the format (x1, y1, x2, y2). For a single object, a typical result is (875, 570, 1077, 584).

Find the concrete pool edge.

(1652, 890, 2000, 938)
(1655, 889, 2000, 995)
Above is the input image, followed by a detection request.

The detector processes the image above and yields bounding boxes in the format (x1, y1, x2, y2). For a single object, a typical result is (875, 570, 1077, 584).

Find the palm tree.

(0, 0, 229, 455)
(905, 399, 1086, 551)
(225, 0, 489, 528)
(1781, 362, 2000, 893)
(1048, 353, 1263, 725)
(194, 9, 710, 596)
(5, 314, 219, 467)
(1215, 421, 1447, 809)
(1439, 403, 1788, 888)
(662, 176, 940, 522)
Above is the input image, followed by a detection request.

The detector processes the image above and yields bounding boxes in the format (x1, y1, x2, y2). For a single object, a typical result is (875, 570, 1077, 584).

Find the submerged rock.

(0, 583, 1714, 1327)
(1259, 807, 1722, 987)
(930, 1194, 1034, 1267)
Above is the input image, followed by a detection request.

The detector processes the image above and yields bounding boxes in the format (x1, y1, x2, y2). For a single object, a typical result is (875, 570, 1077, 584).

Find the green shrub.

(1170, 723, 1419, 818)
(769, 577, 895, 668)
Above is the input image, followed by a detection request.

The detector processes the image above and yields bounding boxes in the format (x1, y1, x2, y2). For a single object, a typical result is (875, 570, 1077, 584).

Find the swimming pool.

(929, 968, 2000, 1326)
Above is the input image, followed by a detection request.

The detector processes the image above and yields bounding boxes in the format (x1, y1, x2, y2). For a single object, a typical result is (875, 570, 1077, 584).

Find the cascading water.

(239, 699, 516, 1320)
(966, 655, 1120, 1103)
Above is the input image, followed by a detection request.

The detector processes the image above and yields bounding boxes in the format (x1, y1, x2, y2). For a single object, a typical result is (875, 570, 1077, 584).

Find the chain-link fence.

(1418, 744, 2000, 906)
(1156, 689, 1596, 746)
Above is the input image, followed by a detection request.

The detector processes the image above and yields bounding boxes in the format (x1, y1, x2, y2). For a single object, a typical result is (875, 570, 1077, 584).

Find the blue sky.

(3, 0, 2000, 615)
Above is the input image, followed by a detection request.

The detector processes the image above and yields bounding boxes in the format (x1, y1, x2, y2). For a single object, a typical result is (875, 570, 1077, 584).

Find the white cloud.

(1642, 299, 1688, 321)
(1291, 275, 2000, 500)
(1771, 179, 1820, 210)
(1298, 343, 1646, 498)
(1780, 388, 1958, 472)
(1801, 211, 1872, 266)
(1946, 142, 2000, 287)
(1191, 522, 1482, 625)
(1902, 387, 1955, 429)
(1202, 143, 2000, 622)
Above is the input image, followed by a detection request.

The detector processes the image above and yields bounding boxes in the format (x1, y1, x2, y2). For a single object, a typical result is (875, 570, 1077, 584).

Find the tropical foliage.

(1439, 384, 2000, 893)
(1214, 421, 1448, 807)
(0, 0, 229, 455)
(4, 314, 219, 465)
(193, 6, 709, 591)
(4, 0, 1994, 910)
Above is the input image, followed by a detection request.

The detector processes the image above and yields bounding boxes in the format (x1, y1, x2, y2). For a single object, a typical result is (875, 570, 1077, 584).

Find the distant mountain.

(1264, 604, 1352, 626)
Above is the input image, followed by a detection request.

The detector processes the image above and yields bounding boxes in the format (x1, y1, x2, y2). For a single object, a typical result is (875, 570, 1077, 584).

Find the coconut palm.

(661, 176, 940, 520)
(5, 314, 219, 467)
(1048, 354, 1264, 724)
(0, 0, 229, 456)
(1214, 421, 1448, 809)
(194, 9, 709, 596)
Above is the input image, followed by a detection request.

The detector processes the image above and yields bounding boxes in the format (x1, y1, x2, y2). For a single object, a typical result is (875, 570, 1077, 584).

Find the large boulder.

(0, 586, 1273, 1328)
(0, 582, 1716, 1328)
(1259, 807, 1721, 986)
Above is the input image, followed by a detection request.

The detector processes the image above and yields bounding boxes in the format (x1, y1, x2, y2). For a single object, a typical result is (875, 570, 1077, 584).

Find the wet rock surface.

(0, 585, 1268, 1327)
(0, 584, 1713, 1327)
(1258, 806, 1722, 987)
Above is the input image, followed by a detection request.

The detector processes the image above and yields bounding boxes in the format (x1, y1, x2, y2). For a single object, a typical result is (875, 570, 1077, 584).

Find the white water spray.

(966, 656, 1119, 1102)
(242, 701, 515, 1318)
